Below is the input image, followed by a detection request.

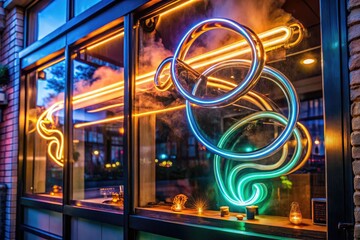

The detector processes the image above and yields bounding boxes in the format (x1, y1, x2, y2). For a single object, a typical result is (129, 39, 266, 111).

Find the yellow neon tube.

(74, 104, 186, 128)
(87, 103, 124, 113)
(36, 102, 64, 167)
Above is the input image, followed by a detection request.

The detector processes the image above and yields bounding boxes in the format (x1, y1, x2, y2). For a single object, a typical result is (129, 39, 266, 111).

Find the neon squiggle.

(36, 102, 64, 167)
(154, 18, 311, 206)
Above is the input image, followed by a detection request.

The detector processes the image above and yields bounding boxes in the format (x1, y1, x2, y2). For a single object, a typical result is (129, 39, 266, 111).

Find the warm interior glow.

(86, 32, 124, 50)
(87, 103, 124, 113)
(158, 0, 195, 17)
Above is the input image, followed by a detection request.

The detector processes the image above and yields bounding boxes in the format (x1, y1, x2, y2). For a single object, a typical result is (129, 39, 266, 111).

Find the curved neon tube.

(36, 102, 64, 167)
(185, 60, 298, 161)
(170, 18, 265, 107)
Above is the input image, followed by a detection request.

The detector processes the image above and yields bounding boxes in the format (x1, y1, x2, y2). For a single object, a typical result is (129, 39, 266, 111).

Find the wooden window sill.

(136, 206, 326, 239)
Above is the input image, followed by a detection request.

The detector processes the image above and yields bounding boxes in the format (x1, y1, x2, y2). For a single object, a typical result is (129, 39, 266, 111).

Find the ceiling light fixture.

(301, 58, 316, 65)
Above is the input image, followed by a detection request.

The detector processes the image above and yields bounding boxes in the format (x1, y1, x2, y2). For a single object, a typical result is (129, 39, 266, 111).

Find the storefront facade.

(0, 0, 356, 239)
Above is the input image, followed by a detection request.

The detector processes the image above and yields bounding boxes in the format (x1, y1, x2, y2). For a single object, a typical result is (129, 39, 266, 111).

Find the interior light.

(93, 150, 100, 156)
(301, 58, 315, 65)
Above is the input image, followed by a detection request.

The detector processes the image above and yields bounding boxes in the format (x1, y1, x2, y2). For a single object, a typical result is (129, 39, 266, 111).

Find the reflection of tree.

(43, 62, 97, 104)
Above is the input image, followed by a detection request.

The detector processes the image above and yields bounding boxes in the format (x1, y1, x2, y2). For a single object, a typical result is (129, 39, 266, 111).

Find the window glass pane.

(135, 0, 325, 236)
(71, 29, 124, 212)
(74, 0, 102, 16)
(28, 0, 66, 44)
(25, 59, 65, 201)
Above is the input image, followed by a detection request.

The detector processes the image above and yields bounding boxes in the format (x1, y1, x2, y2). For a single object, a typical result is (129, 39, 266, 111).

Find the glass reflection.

(71, 30, 124, 211)
(25, 60, 65, 200)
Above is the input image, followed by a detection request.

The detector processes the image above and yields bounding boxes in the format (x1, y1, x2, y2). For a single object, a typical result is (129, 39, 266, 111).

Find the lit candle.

(174, 204, 182, 212)
(289, 202, 302, 225)
(245, 206, 257, 220)
(289, 212, 302, 225)
(198, 207, 203, 214)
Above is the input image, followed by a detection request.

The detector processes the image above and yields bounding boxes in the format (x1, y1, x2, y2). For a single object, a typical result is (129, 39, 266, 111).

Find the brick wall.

(349, 0, 360, 239)
(0, 4, 23, 240)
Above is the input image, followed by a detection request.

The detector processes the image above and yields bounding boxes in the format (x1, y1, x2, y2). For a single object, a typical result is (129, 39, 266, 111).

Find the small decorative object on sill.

(312, 198, 326, 225)
(220, 206, 230, 217)
(193, 197, 207, 215)
(289, 202, 302, 225)
(171, 194, 188, 212)
(246, 205, 258, 220)
(50, 185, 62, 196)
(236, 214, 244, 220)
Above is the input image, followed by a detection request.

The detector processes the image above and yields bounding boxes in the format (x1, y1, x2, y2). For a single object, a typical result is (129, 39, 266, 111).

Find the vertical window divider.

(63, 43, 73, 240)
(320, 0, 352, 239)
(124, 13, 136, 240)
(68, 0, 74, 21)
(16, 73, 27, 240)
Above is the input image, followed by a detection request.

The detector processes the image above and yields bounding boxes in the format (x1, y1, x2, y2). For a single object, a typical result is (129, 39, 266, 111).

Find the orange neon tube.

(36, 23, 304, 166)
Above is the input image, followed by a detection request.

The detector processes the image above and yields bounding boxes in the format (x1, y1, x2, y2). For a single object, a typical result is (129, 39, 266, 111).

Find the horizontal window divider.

(20, 197, 63, 212)
(63, 205, 124, 226)
(20, 224, 63, 240)
(129, 215, 289, 240)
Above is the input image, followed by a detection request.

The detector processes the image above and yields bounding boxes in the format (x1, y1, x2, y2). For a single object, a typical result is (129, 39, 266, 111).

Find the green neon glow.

(214, 112, 303, 206)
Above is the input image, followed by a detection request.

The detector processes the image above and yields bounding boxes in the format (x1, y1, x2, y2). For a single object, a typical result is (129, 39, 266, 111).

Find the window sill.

(135, 206, 326, 239)
(71, 198, 123, 213)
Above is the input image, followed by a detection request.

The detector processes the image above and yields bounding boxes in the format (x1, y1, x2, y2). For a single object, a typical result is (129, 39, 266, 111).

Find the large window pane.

(71, 29, 124, 211)
(134, 0, 325, 237)
(28, 0, 66, 44)
(25, 59, 65, 201)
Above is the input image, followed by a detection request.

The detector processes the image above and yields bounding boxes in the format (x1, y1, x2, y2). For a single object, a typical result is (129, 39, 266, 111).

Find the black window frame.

(17, 0, 353, 239)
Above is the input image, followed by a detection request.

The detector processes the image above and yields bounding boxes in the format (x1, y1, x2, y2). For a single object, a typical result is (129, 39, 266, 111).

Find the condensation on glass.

(70, 29, 125, 211)
(134, 0, 324, 224)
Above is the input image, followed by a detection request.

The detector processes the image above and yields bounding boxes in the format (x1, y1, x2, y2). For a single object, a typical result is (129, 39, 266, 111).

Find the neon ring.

(186, 60, 299, 161)
(170, 18, 265, 107)
(154, 57, 173, 92)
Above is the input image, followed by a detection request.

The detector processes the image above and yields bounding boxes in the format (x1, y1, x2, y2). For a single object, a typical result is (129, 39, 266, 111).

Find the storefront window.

(71, 29, 124, 211)
(28, 0, 66, 44)
(134, 0, 325, 236)
(74, 0, 102, 16)
(25, 59, 65, 201)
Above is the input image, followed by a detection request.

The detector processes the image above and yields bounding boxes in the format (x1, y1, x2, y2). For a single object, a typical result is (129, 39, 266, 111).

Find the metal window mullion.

(123, 13, 136, 240)
(62, 44, 73, 239)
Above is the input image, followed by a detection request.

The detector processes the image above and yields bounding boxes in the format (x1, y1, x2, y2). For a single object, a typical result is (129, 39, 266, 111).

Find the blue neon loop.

(171, 18, 265, 107)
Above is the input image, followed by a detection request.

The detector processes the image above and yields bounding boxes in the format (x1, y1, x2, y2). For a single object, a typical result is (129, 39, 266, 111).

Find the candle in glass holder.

(197, 207, 203, 215)
(289, 202, 302, 225)
(289, 212, 302, 225)
(220, 206, 230, 217)
(246, 206, 258, 220)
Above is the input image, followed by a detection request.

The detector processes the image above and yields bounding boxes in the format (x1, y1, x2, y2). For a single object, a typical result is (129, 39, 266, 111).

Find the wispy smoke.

(73, 66, 124, 96)
(139, 32, 173, 74)
(210, 0, 292, 33)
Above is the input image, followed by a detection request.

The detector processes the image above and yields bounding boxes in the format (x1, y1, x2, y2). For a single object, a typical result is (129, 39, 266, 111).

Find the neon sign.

(154, 18, 311, 206)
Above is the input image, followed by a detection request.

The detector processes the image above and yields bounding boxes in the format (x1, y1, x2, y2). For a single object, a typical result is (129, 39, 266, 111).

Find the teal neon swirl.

(214, 112, 303, 206)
